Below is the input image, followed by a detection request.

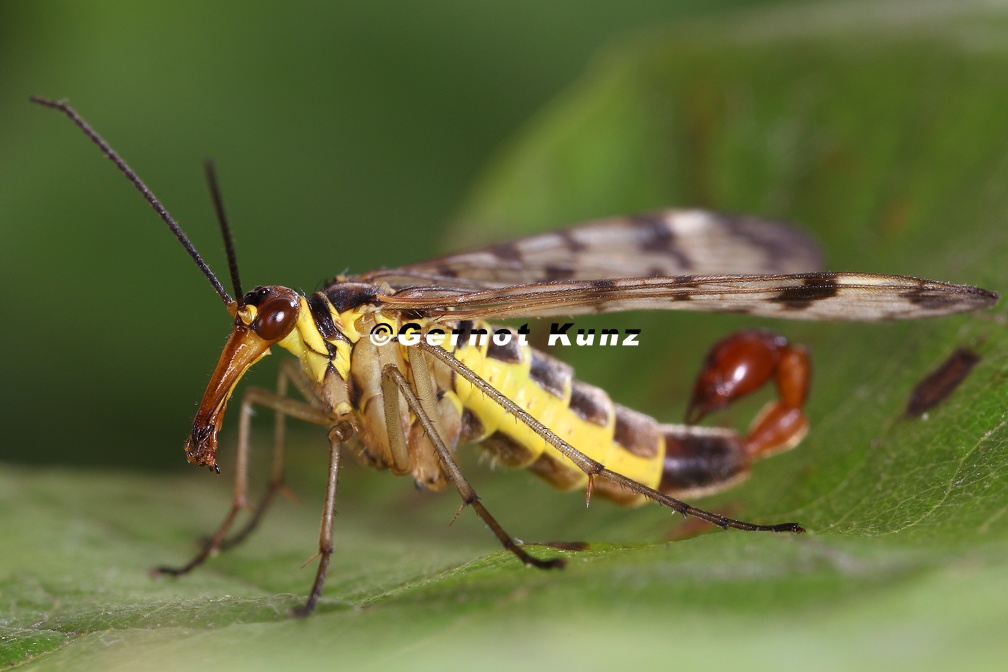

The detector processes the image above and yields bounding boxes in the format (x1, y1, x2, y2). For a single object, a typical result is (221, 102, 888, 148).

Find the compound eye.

(252, 295, 299, 341)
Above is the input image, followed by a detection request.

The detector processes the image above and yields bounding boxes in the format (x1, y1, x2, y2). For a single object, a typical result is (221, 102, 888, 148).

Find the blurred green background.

(2, 0, 785, 470)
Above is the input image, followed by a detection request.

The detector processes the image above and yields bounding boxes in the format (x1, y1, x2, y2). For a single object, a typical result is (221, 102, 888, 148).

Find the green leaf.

(6, 3, 1008, 671)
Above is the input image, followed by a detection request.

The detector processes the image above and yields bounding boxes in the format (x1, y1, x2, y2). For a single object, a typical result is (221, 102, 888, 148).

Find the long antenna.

(203, 160, 244, 307)
(31, 96, 234, 306)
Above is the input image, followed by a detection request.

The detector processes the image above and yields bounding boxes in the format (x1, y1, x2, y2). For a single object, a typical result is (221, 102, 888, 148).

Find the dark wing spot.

(772, 276, 839, 310)
(590, 278, 618, 292)
(545, 264, 576, 281)
(902, 287, 960, 311)
(672, 279, 698, 301)
(436, 264, 460, 278)
(493, 242, 524, 262)
(559, 229, 588, 253)
(720, 213, 824, 273)
(629, 214, 674, 249)
(629, 214, 692, 268)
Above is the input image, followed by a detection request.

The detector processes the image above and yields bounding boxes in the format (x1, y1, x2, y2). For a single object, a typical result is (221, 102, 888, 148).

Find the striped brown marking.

(453, 319, 476, 349)
(325, 281, 381, 313)
(486, 327, 522, 363)
(568, 380, 611, 426)
(629, 214, 692, 269)
(721, 213, 823, 273)
(771, 276, 839, 309)
(529, 350, 573, 399)
(612, 404, 660, 459)
(629, 214, 675, 249)
(322, 340, 339, 360)
(347, 370, 365, 409)
(480, 430, 537, 468)
(527, 452, 588, 490)
(297, 338, 333, 360)
(559, 229, 588, 253)
(659, 428, 748, 494)
(459, 408, 485, 442)
(307, 292, 340, 339)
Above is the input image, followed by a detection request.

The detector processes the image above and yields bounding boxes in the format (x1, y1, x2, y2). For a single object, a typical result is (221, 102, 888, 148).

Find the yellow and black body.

(34, 96, 999, 617)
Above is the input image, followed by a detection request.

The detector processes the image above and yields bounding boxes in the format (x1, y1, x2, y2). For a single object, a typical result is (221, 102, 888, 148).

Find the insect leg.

(219, 360, 323, 549)
(153, 367, 334, 577)
(405, 346, 444, 438)
(291, 423, 345, 617)
(417, 341, 804, 534)
(686, 330, 810, 458)
(382, 362, 565, 569)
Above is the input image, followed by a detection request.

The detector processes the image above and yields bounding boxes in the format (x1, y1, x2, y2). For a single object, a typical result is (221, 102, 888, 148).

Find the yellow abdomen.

(450, 322, 663, 505)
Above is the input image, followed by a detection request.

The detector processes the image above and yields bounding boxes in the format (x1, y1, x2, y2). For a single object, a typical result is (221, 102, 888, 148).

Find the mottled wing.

(358, 210, 824, 289)
(376, 273, 998, 321)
